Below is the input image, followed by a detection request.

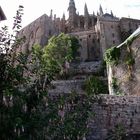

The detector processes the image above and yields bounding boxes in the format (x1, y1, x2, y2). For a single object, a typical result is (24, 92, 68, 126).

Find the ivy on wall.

(104, 46, 121, 66)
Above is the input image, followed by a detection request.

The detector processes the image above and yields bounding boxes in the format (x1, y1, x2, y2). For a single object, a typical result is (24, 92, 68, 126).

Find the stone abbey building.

(18, 0, 140, 61)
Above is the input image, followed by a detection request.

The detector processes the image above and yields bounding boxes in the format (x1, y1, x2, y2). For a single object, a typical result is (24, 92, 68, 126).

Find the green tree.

(0, 7, 92, 139)
(42, 33, 79, 80)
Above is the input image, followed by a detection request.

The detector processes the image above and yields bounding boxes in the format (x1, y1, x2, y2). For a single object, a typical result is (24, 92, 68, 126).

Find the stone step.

(48, 77, 108, 95)
(48, 79, 85, 94)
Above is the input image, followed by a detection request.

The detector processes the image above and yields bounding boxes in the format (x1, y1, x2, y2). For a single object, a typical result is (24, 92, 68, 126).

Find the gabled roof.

(0, 6, 6, 21)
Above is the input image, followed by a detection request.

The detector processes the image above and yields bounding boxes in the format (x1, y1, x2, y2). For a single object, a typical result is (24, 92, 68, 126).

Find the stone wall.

(99, 19, 121, 55)
(17, 14, 61, 53)
(120, 18, 140, 33)
(48, 61, 106, 94)
(87, 95, 140, 140)
(108, 36, 140, 95)
(71, 30, 101, 61)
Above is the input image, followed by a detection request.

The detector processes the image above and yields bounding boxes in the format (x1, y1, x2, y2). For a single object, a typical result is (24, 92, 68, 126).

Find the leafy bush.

(106, 124, 127, 140)
(84, 76, 108, 96)
(104, 46, 121, 66)
(42, 33, 80, 80)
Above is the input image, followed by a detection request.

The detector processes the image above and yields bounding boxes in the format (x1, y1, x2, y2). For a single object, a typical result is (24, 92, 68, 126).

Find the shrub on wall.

(104, 46, 121, 66)
(84, 76, 108, 96)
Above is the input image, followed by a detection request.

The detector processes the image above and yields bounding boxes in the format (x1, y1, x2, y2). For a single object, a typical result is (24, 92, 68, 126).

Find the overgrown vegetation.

(0, 6, 94, 139)
(42, 33, 80, 80)
(84, 76, 108, 96)
(125, 49, 135, 66)
(111, 77, 123, 95)
(42, 93, 94, 140)
(106, 124, 127, 140)
(104, 46, 121, 66)
(112, 77, 118, 91)
(104, 35, 136, 67)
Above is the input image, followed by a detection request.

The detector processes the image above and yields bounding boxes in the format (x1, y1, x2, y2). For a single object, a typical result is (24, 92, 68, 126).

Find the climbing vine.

(104, 35, 136, 67)
(104, 46, 121, 66)
(111, 77, 123, 95)
(124, 46, 135, 80)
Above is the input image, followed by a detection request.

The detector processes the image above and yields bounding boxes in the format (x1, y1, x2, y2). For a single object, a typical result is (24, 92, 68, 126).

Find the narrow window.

(112, 33, 115, 38)
(113, 40, 115, 44)
(49, 30, 52, 36)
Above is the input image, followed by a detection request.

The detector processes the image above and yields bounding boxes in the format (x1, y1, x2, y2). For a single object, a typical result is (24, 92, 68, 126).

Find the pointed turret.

(54, 14, 56, 20)
(62, 13, 65, 20)
(68, 0, 77, 29)
(93, 11, 95, 16)
(84, 3, 89, 30)
(61, 13, 66, 32)
(68, 0, 76, 15)
(92, 11, 96, 26)
(68, 0, 76, 9)
(111, 10, 113, 17)
(97, 11, 99, 16)
(50, 9, 53, 19)
(99, 4, 103, 16)
(84, 3, 89, 16)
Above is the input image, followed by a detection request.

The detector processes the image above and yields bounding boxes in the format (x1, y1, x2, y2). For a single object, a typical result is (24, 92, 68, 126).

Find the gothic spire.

(111, 10, 113, 17)
(84, 3, 89, 29)
(62, 13, 65, 20)
(99, 4, 103, 16)
(68, 0, 77, 29)
(93, 11, 95, 16)
(50, 9, 53, 19)
(84, 3, 89, 16)
(68, 0, 76, 11)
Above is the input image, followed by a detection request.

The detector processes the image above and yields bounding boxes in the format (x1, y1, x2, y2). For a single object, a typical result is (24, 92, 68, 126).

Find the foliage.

(126, 37, 136, 46)
(111, 77, 118, 91)
(70, 35, 81, 60)
(84, 76, 108, 96)
(44, 33, 72, 61)
(106, 124, 127, 140)
(42, 93, 94, 140)
(42, 33, 80, 79)
(111, 77, 123, 95)
(104, 46, 121, 66)
(0, 7, 93, 140)
(0, 5, 24, 52)
(124, 46, 135, 66)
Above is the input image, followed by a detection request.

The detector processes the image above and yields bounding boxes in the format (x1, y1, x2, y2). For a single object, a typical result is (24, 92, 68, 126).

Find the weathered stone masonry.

(87, 95, 140, 140)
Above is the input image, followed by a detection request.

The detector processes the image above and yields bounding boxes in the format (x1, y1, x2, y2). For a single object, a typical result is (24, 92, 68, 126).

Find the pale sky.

(1, 0, 140, 29)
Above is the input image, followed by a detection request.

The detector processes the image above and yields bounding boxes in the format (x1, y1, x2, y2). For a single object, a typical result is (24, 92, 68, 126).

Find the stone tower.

(68, 0, 77, 30)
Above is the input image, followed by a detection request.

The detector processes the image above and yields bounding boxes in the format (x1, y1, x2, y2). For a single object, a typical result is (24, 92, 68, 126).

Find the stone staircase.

(48, 61, 107, 95)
